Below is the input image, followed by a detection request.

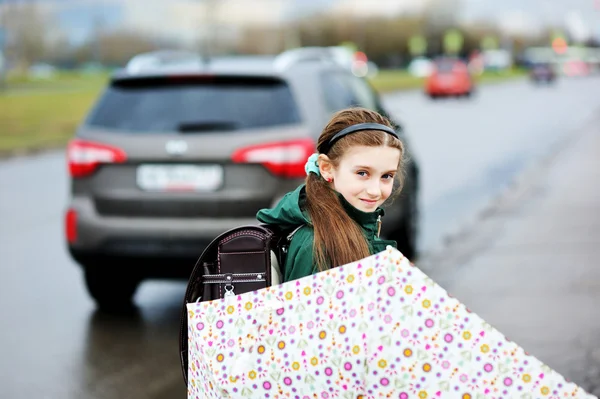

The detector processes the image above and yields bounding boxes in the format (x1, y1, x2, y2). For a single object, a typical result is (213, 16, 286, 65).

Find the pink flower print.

(453, 322, 466, 334)
(216, 338, 228, 351)
(488, 348, 501, 361)
(429, 304, 443, 317)
(512, 367, 523, 379)
(431, 351, 445, 365)
(407, 333, 421, 346)
(338, 309, 351, 322)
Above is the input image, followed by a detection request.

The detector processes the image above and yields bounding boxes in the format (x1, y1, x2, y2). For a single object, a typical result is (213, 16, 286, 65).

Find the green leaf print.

(265, 336, 276, 347)
(235, 317, 245, 329)
(270, 371, 281, 381)
(461, 350, 472, 361)
(439, 381, 450, 391)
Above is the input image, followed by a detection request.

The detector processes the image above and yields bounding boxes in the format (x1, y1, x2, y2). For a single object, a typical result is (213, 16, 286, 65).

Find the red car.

(426, 58, 473, 98)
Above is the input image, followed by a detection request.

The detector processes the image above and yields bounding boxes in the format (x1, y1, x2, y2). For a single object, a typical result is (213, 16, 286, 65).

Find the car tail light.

(67, 139, 127, 178)
(65, 208, 77, 244)
(231, 138, 316, 178)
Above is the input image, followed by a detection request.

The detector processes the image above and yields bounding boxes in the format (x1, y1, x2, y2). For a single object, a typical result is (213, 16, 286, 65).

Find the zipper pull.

(377, 215, 382, 238)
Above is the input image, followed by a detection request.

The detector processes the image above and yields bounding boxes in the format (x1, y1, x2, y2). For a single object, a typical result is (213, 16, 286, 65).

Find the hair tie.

(304, 153, 320, 176)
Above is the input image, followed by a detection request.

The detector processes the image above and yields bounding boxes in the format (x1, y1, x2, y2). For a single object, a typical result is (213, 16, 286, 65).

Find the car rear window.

(435, 60, 458, 73)
(85, 76, 302, 132)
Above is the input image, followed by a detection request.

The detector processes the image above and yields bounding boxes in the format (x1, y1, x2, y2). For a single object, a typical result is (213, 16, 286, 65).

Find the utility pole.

(201, 0, 217, 62)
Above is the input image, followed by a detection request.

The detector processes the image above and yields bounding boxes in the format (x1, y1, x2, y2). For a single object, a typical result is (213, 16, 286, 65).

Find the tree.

(74, 30, 160, 67)
(0, 2, 60, 69)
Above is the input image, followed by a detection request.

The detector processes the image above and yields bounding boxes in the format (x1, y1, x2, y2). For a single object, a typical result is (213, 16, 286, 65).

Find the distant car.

(425, 58, 473, 98)
(65, 48, 421, 310)
(529, 63, 556, 84)
(408, 57, 433, 78)
(563, 60, 590, 77)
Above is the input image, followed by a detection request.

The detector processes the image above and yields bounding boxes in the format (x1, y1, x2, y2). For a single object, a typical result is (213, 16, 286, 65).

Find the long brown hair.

(305, 107, 405, 271)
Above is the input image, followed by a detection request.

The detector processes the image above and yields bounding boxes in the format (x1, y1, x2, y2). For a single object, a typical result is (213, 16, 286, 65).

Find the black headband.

(318, 123, 399, 154)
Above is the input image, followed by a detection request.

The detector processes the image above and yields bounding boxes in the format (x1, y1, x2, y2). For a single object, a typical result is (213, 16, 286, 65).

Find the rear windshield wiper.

(177, 121, 238, 133)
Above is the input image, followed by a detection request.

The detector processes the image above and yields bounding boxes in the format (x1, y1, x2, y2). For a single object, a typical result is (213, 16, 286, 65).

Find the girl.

(256, 107, 406, 282)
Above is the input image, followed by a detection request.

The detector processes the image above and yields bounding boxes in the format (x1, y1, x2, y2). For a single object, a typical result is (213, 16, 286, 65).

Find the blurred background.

(1, 0, 600, 398)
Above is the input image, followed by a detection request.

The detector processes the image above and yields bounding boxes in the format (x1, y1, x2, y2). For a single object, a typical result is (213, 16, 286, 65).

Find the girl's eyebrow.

(354, 165, 397, 174)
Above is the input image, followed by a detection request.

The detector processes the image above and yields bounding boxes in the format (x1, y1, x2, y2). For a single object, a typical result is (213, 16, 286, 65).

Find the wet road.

(383, 76, 600, 252)
(1, 76, 600, 398)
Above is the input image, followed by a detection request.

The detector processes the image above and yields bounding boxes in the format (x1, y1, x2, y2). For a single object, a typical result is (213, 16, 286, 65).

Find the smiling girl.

(256, 107, 406, 282)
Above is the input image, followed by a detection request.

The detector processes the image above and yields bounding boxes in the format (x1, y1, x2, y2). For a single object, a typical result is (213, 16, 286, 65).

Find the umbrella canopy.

(186, 246, 596, 398)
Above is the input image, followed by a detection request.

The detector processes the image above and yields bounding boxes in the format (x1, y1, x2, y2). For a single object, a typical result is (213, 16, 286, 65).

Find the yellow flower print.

(226, 305, 235, 314)
(462, 395, 472, 399)
(405, 285, 413, 294)
(285, 291, 293, 300)
(418, 391, 428, 398)
(292, 362, 300, 370)
(277, 341, 285, 350)
(463, 331, 472, 340)
(422, 299, 431, 308)
(319, 331, 327, 339)
(347, 275, 355, 283)
(541, 386, 550, 395)
(339, 325, 347, 334)
(257, 345, 266, 354)
(366, 268, 373, 277)
(244, 302, 253, 310)
(423, 363, 432, 372)
(480, 344, 489, 353)
(378, 359, 387, 368)
(310, 357, 319, 366)
(522, 374, 532, 383)
(216, 354, 224, 362)
(352, 345, 360, 354)
(303, 287, 311, 295)
(404, 348, 413, 357)
(229, 376, 237, 383)
(248, 370, 256, 379)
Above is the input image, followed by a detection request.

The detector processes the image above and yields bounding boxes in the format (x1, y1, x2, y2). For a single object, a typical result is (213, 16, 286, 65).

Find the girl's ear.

(318, 154, 334, 180)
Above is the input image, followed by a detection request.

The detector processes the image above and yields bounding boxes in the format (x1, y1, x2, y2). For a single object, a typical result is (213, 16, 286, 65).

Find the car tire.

(83, 264, 140, 312)
(390, 180, 419, 261)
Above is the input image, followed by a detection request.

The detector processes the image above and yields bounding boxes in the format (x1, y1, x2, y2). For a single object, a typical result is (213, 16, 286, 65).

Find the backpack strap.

(287, 224, 304, 241)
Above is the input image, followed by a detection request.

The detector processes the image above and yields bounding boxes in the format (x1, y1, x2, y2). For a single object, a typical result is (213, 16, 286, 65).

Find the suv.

(65, 49, 420, 310)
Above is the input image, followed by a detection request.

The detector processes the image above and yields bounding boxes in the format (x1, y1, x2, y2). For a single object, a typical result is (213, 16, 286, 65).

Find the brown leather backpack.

(178, 224, 302, 385)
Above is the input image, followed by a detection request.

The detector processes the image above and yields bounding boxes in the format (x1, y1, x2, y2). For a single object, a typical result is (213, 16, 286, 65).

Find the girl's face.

(320, 145, 401, 213)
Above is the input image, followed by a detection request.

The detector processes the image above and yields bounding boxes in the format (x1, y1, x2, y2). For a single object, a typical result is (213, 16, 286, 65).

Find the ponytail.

(305, 173, 371, 271)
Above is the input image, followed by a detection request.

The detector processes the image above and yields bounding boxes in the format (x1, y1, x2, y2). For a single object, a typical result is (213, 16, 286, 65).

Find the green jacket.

(256, 184, 396, 283)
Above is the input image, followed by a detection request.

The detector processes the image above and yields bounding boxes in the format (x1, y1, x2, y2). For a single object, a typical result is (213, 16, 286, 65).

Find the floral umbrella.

(186, 246, 596, 399)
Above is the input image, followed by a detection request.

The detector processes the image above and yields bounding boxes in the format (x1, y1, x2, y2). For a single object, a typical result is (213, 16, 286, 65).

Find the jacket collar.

(335, 191, 384, 239)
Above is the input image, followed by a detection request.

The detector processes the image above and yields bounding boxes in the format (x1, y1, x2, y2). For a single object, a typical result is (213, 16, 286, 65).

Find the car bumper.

(67, 197, 261, 258)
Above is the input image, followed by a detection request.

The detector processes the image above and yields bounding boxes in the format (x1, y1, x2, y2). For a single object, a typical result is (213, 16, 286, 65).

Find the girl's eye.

(357, 171, 368, 177)
(382, 174, 395, 180)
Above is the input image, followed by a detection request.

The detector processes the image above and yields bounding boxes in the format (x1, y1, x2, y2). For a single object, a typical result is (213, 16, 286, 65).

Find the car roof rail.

(125, 50, 205, 74)
(273, 47, 340, 71)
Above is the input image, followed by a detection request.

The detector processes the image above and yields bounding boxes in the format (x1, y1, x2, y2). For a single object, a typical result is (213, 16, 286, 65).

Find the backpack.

(178, 223, 303, 385)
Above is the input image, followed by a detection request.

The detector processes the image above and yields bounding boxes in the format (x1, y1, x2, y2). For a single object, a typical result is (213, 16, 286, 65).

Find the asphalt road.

(1, 76, 600, 398)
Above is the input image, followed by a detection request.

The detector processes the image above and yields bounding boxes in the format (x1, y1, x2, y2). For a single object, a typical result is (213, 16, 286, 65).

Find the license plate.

(136, 164, 223, 192)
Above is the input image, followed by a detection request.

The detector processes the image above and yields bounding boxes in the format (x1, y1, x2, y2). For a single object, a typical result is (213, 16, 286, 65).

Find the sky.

(3, 0, 599, 44)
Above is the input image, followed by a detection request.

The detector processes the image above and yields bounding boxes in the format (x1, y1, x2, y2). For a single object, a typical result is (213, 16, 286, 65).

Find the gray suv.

(65, 49, 420, 310)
